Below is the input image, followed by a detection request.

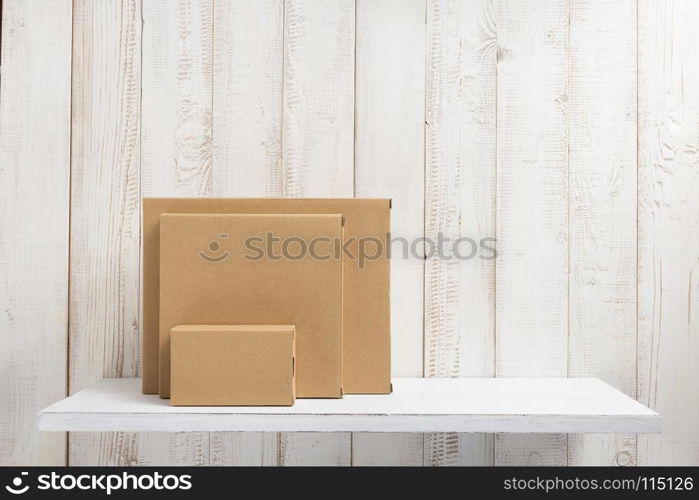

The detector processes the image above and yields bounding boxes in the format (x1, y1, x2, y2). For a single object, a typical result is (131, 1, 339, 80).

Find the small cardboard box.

(171, 325, 296, 406)
(143, 198, 391, 396)
(160, 213, 343, 399)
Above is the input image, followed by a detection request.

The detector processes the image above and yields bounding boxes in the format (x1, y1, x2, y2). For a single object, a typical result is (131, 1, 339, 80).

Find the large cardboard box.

(171, 325, 296, 406)
(143, 198, 391, 395)
(160, 213, 343, 398)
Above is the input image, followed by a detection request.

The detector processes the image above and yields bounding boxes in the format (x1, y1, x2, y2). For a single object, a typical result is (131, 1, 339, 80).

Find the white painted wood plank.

(41, 378, 659, 419)
(352, 0, 426, 466)
(352, 434, 424, 466)
(68, 432, 140, 466)
(0, 0, 72, 466)
(42, 413, 661, 435)
(212, 0, 284, 196)
(210, 0, 285, 466)
(638, 0, 699, 466)
(137, 433, 210, 466)
(280, 433, 351, 466)
(141, 0, 214, 466)
(210, 433, 279, 467)
(425, 433, 494, 466)
(279, 0, 355, 466)
(494, 0, 570, 466)
(496, 433, 568, 466)
(567, 0, 638, 466)
(355, 0, 425, 380)
(68, 0, 142, 467)
(38, 378, 661, 434)
(281, 0, 355, 197)
(142, 0, 213, 197)
(424, 0, 497, 466)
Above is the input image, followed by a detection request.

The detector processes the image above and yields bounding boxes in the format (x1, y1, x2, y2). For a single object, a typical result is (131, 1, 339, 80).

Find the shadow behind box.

(143, 198, 392, 397)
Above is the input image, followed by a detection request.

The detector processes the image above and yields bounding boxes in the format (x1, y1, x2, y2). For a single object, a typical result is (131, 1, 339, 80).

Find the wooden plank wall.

(353, 0, 426, 465)
(277, 0, 355, 466)
(0, 0, 72, 466)
(1, 0, 698, 466)
(637, 0, 699, 466)
(423, 0, 496, 466)
(494, 0, 569, 466)
(69, 0, 142, 466)
(568, 0, 637, 466)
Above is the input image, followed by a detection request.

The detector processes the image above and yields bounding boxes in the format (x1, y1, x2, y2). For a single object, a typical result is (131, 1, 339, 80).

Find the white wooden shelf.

(38, 378, 660, 434)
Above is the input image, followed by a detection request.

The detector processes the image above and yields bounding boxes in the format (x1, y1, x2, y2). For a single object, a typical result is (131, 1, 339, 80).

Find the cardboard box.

(143, 198, 391, 395)
(171, 325, 296, 406)
(160, 213, 343, 398)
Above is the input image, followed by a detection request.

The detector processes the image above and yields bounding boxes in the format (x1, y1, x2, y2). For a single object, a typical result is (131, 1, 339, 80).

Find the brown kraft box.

(171, 325, 296, 406)
(160, 213, 343, 399)
(143, 198, 391, 395)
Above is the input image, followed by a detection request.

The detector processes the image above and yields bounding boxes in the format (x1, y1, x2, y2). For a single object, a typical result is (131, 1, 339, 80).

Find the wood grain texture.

(355, 0, 424, 383)
(209, 433, 279, 466)
(567, 0, 638, 466)
(281, 0, 355, 197)
(638, 0, 699, 466)
(278, 0, 355, 466)
(209, 0, 285, 466)
(352, 434, 424, 466)
(140, 0, 215, 466)
(352, 0, 425, 466)
(137, 433, 209, 465)
(495, 433, 568, 466)
(68, 0, 142, 466)
(424, 0, 497, 466)
(279, 433, 351, 466)
(212, 0, 284, 196)
(142, 0, 213, 197)
(69, 433, 140, 466)
(0, 0, 72, 466)
(494, 0, 570, 466)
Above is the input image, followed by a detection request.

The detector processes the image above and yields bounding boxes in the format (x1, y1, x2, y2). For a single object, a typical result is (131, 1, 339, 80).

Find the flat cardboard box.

(143, 198, 391, 395)
(171, 325, 296, 406)
(160, 213, 343, 398)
